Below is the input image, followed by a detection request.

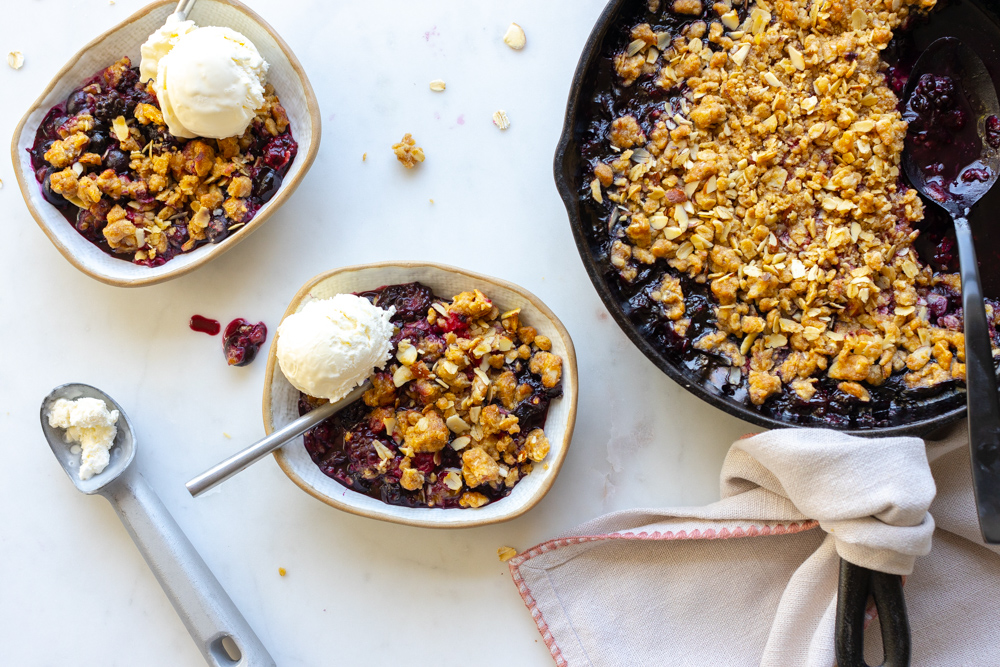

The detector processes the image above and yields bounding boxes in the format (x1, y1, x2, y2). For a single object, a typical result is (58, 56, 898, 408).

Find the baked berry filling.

(223, 319, 268, 367)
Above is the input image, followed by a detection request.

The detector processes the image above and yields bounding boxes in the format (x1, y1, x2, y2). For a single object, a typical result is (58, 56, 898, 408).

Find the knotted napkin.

(509, 426, 1000, 666)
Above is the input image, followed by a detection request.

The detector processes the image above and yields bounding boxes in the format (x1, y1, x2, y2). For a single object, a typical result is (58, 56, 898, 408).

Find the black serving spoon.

(836, 36, 1000, 667)
(900, 37, 1000, 545)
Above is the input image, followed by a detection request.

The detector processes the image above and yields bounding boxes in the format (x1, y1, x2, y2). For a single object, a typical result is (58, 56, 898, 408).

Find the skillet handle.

(835, 559, 910, 667)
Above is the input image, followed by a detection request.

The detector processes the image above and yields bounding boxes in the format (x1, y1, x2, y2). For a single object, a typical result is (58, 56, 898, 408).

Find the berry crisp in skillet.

(578, 0, 1000, 427)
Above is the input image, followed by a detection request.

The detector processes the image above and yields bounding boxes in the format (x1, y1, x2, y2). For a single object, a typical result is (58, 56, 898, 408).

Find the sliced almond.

(112, 116, 130, 142)
(503, 23, 526, 50)
(850, 8, 867, 30)
(446, 415, 471, 434)
(444, 469, 464, 489)
(626, 38, 646, 57)
(730, 43, 752, 67)
(787, 45, 805, 71)
(393, 365, 414, 388)
(396, 339, 418, 366)
(720, 10, 740, 30)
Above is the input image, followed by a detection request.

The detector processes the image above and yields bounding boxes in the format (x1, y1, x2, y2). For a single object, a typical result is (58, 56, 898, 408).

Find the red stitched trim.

(508, 520, 820, 666)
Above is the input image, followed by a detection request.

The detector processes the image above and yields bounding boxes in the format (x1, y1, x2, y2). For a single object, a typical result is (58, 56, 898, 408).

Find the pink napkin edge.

(507, 519, 822, 667)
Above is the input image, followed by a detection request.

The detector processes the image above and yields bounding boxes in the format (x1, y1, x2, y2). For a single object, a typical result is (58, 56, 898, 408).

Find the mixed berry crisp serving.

(28, 57, 297, 267)
(578, 0, 1000, 427)
(298, 283, 564, 509)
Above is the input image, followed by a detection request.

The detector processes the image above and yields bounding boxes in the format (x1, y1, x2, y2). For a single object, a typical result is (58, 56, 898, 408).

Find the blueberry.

(253, 166, 282, 201)
(88, 131, 109, 155)
(75, 209, 101, 236)
(204, 215, 229, 243)
(41, 173, 66, 206)
(375, 283, 434, 320)
(104, 149, 129, 173)
(222, 319, 268, 367)
(94, 92, 125, 122)
(65, 90, 91, 115)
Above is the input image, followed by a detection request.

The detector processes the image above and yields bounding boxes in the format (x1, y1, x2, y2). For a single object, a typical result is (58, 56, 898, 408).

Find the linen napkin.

(508, 426, 1000, 666)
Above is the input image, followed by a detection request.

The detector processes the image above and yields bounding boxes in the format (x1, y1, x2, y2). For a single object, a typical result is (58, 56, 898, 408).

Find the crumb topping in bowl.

(297, 282, 563, 510)
(579, 0, 1000, 426)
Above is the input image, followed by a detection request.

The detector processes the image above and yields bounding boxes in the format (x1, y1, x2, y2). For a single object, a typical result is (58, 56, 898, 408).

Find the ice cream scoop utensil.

(41, 383, 274, 667)
(171, 0, 197, 21)
(186, 381, 370, 497)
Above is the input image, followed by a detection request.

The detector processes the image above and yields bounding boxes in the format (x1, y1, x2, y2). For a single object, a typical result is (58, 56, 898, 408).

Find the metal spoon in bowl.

(41, 383, 274, 667)
(185, 381, 370, 497)
(900, 37, 1000, 544)
(171, 0, 198, 21)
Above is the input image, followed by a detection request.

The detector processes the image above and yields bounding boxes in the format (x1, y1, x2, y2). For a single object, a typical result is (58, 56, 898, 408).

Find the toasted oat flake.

(504, 23, 527, 50)
(7, 52, 23, 70)
(429, 79, 446, 92)
(492, 110, 511, 130)
(498, 546, 518, 562)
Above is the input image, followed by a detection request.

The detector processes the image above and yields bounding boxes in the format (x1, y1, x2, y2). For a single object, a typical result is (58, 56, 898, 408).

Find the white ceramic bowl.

(11, 0, 320, 287)
(262, 262, 579, 529)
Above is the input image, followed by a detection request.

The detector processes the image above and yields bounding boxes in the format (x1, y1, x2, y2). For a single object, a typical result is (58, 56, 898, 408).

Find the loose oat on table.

(7, 52, 24, 70)
(587, 0, 999, 410)
(493, 110, 511, 130)
(429, 79, 447, 92)
(498, 546, 518, 562)
(392, 133, 425, 168)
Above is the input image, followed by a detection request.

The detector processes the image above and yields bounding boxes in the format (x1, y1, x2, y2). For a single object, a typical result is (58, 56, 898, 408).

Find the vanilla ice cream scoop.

(140, 20, 268, 139)
(277, 295, 396, 402)
(47, 397, 120, 480)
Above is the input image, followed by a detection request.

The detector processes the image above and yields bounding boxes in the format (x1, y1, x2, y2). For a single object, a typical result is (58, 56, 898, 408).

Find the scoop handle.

(102, 468, 275, 667)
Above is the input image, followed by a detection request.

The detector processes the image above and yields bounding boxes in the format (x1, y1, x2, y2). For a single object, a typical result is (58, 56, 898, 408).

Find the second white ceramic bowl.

(262, 262, 579, 529)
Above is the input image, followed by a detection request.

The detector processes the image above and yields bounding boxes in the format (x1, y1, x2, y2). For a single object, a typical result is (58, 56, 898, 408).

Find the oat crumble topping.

(392, 133, 425, 168)
(589, 0, 997, 407)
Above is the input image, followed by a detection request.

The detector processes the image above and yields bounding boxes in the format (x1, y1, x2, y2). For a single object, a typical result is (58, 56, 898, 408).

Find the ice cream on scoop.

(139, 18, 268, 139)
(276, 295, 396, 402)
(47, 397, 120, 480)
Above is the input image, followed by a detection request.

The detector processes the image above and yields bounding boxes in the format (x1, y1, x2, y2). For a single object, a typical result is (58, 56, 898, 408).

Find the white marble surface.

(0, 1, 754, 664)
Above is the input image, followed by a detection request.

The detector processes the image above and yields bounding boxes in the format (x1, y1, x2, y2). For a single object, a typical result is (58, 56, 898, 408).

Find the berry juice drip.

(904, 73, 995, 201)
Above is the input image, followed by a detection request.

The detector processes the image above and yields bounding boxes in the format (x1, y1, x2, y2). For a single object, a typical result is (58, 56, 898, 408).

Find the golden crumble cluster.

(590, 0, 989, 406)
(302, 285, 563, 509)
(37, 57, 293, 264)
(392, 133, 425, 168)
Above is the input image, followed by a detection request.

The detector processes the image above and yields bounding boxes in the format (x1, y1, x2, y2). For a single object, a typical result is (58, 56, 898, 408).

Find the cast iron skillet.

(555, 1, 1000, 664)
(554, 0, 1000, 437)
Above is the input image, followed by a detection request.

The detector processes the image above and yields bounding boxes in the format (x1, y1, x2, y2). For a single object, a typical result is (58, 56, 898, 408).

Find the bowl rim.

(260, 261, 580, 529)
(551, 0, 966, 437)
(10, 0, 322, 288)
